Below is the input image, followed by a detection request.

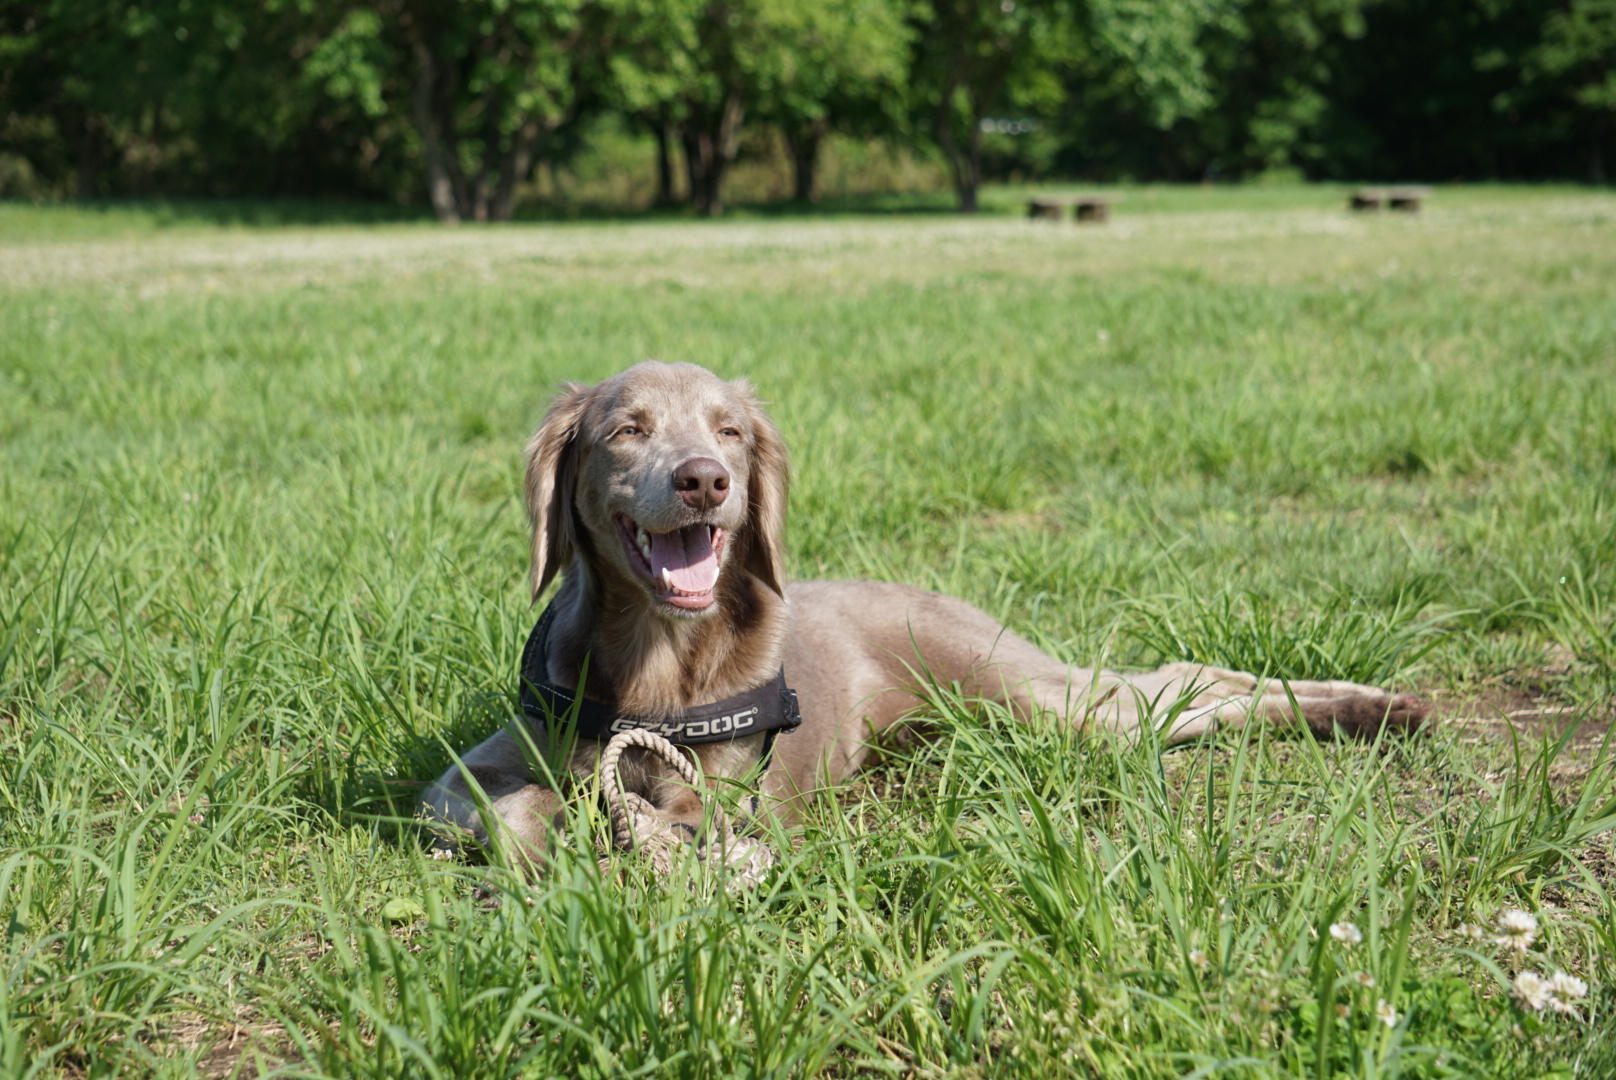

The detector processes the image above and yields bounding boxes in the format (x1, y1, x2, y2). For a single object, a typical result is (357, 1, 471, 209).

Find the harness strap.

(517, 603, 801, 772)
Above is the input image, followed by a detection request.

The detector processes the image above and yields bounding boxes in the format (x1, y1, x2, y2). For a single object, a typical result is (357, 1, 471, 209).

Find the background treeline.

(2, 0, 1613, 220)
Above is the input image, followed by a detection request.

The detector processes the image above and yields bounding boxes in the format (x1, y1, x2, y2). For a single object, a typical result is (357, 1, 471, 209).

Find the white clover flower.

(1330, 921, 1363, 945)
(1497, 909, 1538, 934)
(1494, 909, 1539, 951)
(1376, 999, 1398, 1028)
(1354, 971, 1377, 988)
(1544, 970, 1588, 1016)
(1513, 970, 1551, 1011)
(1188, 949, 1209, 970)
(1458, 923, 1485, 942)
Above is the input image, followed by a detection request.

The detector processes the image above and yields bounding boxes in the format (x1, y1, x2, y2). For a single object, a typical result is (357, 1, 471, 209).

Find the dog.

(424, 360, 1427, 865)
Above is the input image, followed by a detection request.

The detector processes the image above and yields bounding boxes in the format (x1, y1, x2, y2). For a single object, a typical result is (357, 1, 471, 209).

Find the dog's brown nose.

(672, 456, 730, 509)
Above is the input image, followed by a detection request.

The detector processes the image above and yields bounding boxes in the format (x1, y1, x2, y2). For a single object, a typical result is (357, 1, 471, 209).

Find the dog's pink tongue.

(649, 526, 719, 593)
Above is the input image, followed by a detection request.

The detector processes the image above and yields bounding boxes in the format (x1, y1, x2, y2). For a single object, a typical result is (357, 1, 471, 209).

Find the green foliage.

(907, 0, 1193, 208)
(1189, 0, 1371, 175)
(6, 0, 1615, 212)
(1533, 0, 1616, 113)
(1529, 0, 1616, 184)
(301, 10, 390, 120)
(600, 0, 910, 212)
(295, 0, 633, 222)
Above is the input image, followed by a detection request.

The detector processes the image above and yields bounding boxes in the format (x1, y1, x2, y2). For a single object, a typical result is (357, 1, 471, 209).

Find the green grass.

(2, 184, 1614, 1077)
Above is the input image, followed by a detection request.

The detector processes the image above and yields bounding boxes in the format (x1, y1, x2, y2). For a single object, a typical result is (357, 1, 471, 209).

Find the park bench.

(1027, 198, 1064, 221)
(1350, 186, 1431, 212)
(1026, 195, 1114, 223)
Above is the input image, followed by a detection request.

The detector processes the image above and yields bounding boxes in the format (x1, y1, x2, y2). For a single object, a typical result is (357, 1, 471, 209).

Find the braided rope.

(598, 728, 730, 851)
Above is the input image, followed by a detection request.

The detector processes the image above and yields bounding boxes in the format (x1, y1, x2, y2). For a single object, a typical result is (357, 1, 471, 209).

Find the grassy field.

(2, 185, 1615, 1078)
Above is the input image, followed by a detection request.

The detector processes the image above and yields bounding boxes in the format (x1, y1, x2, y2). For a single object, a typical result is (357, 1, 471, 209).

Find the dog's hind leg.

(785, 583, 1429, 796)
(1081, 665, 1429, 743)
(816, 584, 1426, 744)
(800, 582, 1125, 740)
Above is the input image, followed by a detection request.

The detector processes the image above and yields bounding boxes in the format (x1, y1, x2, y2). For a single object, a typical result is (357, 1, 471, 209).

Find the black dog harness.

(518, 605, 803, 769)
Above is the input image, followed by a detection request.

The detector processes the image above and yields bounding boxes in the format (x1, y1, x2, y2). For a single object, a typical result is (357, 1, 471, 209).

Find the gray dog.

(425, 361, 1426, 864)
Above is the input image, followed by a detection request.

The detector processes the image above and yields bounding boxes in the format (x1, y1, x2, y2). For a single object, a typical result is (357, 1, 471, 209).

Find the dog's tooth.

(660, 567, 675, 591)
(636, 528, 651, 560)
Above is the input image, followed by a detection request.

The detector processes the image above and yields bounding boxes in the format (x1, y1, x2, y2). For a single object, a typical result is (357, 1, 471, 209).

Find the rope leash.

(597, 728, 771, 888)
(598, 728, 730, 849)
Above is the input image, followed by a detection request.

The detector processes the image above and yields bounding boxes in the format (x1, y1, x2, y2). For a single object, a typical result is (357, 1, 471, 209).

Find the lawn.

(2, 186, 1614, 1078)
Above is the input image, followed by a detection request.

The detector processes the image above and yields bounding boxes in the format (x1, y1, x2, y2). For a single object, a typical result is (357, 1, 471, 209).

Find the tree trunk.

(961, 119, 982, 213)
(680, 126, 707, 213)
(411, 42, 462, 224)
(407, 22, 570, 223)
(652, 120, 678, 207)
(699, 150, 727, 218)
(932, 70, 983, 214)
(936, 113, 981, 213)
(785, 121, 824, 203)
(709, 94, 744, 216)
(682, 94, 744, 217)
(71, 111, 101, 199)
(489, 114, 544, 221)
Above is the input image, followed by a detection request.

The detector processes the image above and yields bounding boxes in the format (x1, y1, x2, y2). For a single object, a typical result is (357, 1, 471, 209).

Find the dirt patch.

(1435, 694, 1613, 775)
(157, 1010, 293, 1079)
(1425, 642, 1613, 770)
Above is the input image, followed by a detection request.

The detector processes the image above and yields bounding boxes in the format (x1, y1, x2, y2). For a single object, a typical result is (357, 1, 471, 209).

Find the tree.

(1529, 0, 1616, 181)
(605, 0, 908, 216)
(667, 0, 795, 217)
(304, 0, 623, 223)
(752, 0, 911, 204)
(0, 0, 330, 198)
(910, 0, 1214, 212)
(1186, 0, 1368, 178)
(1306, 0, 1615, 180)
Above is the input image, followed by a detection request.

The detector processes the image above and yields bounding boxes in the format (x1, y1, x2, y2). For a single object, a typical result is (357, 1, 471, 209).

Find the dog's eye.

(616, 425, 642, 438)
(717, 427, 741, 439)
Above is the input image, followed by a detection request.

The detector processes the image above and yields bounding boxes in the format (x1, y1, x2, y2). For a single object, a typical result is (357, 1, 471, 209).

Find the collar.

(517, 603, 802, 756)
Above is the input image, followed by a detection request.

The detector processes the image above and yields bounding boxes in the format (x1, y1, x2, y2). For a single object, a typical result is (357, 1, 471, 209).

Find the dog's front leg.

(480, 783, 566, 870)
(423, 729, 566, 872)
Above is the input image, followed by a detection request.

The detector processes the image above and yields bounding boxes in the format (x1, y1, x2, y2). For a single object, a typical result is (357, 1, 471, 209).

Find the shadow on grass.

(12, 181, 1615, 236)
(13, 196, 435, 230)
(9, 190, 984, 235)
(302, 687, 518, 847)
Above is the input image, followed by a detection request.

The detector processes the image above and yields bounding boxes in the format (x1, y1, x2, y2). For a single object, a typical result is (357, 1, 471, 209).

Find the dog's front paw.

(702, 834, 776, 891)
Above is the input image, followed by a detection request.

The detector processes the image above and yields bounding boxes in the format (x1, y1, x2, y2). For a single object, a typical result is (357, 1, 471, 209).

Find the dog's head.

(524, 361, 788, 617)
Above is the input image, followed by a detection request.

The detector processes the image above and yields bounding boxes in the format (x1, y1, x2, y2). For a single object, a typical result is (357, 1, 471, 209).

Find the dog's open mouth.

(617, 515, 727, 611)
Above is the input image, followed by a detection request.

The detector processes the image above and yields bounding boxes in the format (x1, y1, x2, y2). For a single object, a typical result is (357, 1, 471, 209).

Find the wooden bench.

(1027, 198, 1064, 221)
(1387, 186, 1430, 211)
(1026, 195, 1114, 223)
(1350, 186, 1431, 212)
(1073, 196, 1111, 223)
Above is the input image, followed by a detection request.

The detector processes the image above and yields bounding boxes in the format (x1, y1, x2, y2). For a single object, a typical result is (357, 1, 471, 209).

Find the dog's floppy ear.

(735, 380, 789, 597)
(524, 382, 593, 602)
